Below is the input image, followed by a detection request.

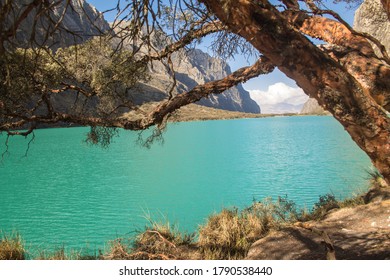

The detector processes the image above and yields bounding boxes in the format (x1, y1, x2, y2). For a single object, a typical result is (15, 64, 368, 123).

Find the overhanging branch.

(140, 21, 225, 63)
(0, 56, 275, 132)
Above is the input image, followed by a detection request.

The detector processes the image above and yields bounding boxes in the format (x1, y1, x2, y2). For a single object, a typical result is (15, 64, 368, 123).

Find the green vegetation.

(0, 190, 370, 260)
(1, 38, 148, 106)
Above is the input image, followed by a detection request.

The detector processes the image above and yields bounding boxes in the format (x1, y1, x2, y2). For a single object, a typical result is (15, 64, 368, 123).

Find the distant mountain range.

(10, 0, 260, 114)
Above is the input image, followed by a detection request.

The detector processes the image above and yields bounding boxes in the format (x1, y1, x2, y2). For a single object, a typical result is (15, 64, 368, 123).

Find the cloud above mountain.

(248, 83, 309, 114)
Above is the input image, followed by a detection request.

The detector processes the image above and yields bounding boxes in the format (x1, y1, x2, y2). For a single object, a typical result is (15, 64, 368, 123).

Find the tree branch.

(303, 0, 390, 64)
(0, 56, 274, 132)
(284, 10, 390, 111)
(140, 21, 225, 63)
(138, 56, 275, 128)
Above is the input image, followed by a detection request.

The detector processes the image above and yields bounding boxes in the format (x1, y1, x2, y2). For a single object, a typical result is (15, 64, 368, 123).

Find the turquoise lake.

(0, 116, 372, 252)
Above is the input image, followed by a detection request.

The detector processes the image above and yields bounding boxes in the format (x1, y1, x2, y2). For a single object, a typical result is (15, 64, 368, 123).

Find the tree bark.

(200, 0, 390, 184)
(285, 12, 390, 111)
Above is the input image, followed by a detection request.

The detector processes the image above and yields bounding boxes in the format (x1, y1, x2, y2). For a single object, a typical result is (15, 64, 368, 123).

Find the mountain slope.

(7, 0, 110, 49)
(8, 0, 259, 113)
(136, 48, 261, 113)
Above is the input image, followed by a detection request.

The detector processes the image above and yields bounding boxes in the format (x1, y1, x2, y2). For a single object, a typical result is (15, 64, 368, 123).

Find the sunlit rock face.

(8, 0, 110, 49)
(145, 48, 261, 113)
(354, 0, 390, 56)
(300, 98, 328, 115)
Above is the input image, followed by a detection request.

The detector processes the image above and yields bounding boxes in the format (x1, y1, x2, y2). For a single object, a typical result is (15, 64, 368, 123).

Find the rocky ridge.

(8, 0, 110, 49)
(300, 98, 328, 115)
(9, 0, 260, 114)
(133, 46, 261, 113)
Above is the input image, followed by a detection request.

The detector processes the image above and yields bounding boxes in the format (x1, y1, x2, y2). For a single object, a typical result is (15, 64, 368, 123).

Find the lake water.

(0, 116, 372, 253)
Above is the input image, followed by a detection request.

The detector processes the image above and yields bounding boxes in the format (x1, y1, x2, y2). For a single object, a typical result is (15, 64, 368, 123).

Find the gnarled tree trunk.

(200, 0, 390, 185)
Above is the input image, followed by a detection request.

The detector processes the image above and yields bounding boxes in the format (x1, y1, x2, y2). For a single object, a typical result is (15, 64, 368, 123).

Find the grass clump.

(35, 246, 102, 260)
(104, 218, 195, 260)
(37, 246, 67, 260)
(0, 232, 25, 260)
(197, 192, 368, 260)
(198, 207, 265, 259)
(103, 238, 134, 260)
(198, 197, 301, 260)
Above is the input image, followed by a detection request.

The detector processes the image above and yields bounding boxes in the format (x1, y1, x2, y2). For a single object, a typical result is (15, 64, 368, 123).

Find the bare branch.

(141, 21, 225, 63)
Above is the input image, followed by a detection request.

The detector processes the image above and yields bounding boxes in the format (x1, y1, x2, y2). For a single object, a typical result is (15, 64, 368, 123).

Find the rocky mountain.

(300, 98, 328, 115)
(185, 50, 260, 113)
(7, 0, 260, 113)
(131, 47, 260, 113)
(6, 0, 110, 49)
(301, 0, 389, 115)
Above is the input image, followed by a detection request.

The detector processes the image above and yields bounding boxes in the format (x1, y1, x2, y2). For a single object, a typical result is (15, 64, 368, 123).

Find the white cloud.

(249, 83, 309, 114)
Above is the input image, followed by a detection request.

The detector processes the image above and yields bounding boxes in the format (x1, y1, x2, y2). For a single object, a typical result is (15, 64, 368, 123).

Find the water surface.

(0, 116, 372, 251)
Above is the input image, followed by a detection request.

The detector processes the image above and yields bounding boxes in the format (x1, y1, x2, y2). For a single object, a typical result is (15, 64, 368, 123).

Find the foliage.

(86, 126, 119, 148)
(0, 37, 148, 113)
(0, 48, 62, 109)
(103, 213, 195, 260)
(197, 196, 306, 259)
(55, 37, 149, 100)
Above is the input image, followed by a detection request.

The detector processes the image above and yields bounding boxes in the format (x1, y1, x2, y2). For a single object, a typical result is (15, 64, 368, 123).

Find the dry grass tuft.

(103, 238, 133, 260)
(103, 218, 195, 260)
(37, 247, 67, 260)
(35, 246, 101, 260)
(0, 232, 25, 260)
(198, 205, 271, 260)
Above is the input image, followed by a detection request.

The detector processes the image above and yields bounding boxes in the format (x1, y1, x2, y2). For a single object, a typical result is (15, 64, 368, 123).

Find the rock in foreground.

(246, 200, 390, 260)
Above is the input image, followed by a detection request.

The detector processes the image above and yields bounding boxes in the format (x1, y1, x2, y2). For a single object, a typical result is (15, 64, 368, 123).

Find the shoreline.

(2, 181, 389, 260)
(20, 104, 328, 132)
(3, 104, 332, 131)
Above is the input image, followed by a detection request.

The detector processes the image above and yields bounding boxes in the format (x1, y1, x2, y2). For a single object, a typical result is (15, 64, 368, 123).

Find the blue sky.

(87, 0, 359, 113)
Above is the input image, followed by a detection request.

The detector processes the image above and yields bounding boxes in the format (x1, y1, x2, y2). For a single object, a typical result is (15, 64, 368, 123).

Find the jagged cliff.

(300, 98, 328, 115)
(7, 0, 260, 113)
(186, 50, 260, 113)
(301, 0, 390, 115)
(132, 47, 260, 113)
(6, 0, 110, 49)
